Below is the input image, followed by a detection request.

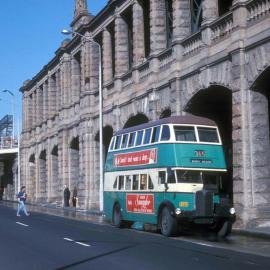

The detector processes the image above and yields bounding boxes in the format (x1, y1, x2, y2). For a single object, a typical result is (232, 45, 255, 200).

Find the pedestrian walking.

(72, 186, 78, 207)
(63, 185, 70, 207)
(16, 186, 30, 217)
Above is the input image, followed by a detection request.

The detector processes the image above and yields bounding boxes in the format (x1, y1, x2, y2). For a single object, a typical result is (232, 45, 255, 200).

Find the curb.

(233, 229, 270, 240)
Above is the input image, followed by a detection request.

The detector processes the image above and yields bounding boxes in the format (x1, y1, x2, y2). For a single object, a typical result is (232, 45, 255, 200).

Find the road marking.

(63, 238, 74, 242)
(16, 222, 29, 227)
(75, 241, 91, 247)
(63, 238, 91, 247)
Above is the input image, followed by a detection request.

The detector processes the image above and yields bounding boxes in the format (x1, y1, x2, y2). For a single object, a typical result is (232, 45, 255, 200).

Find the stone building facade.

(20, 0, 270, 229)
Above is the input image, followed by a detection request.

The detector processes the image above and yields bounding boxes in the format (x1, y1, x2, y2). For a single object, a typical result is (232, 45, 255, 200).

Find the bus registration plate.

(126, 194, 154, 214)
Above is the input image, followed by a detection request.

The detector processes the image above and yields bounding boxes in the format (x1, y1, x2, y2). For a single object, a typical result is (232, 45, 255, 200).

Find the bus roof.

(114, 115, 217, 136)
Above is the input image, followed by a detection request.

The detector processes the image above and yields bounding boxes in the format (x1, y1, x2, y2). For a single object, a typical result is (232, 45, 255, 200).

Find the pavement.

(1, 199, 270, 240)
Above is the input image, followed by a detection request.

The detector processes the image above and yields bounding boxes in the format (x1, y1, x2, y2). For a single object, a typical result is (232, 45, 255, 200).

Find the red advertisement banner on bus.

(114, 148, 157, 167)
(126, 194, 154, 214)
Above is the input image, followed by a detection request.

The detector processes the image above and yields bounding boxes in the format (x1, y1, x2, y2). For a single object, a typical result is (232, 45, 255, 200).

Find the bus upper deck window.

(151, 126, 161, 143)
(121, 134, 128, 149)
(109, 137, 115, 151)
(133, 175, 139, 190)
(140, 174, 147, 190)
(125, 175, 132, 190)
(160, 125, 170, 141)
(136, 130, 144, 146)
(143, 128, 152, 145)
(119, 176, 125, 190)
(115, 135, 122, 150)
(197, 127, 219, 143)
(128, 132, 136, 147)
(174, 126, 196, 142)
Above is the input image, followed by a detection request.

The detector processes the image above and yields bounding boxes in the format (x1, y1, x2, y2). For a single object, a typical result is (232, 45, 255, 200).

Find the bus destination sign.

(114, 149, 157, 167)
(126, 194, 154, 214)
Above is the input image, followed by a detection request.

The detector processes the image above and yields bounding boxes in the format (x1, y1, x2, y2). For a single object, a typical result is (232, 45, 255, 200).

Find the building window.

(165, 0, 173, 47)
(191, 0, 203, 33)
(139, 0, 150, 57)
(122, 8, 133, 70)
(218, 0, 233, 16)
(107, 22, 115, 78)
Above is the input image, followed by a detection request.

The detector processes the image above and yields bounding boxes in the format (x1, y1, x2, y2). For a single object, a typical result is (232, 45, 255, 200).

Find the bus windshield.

(175, 170, 222, 187)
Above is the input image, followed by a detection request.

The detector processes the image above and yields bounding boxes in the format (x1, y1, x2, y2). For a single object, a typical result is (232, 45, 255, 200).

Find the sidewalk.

(2, 200, 270, 240)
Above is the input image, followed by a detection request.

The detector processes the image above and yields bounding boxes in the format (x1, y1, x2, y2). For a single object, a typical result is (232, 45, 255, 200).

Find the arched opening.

(160, 108, 172, 119)
(218, 0, 233, 16)
(123, 113, 149, 128)
(95, 125, 114, 160)
(39, 150, 47, 201)
(185, 86, 233, 198)
(69, 137, 80, 195)
(50, 145, 59, 201)
(250, 67, 270, 205)
(28, 154, 36, 199)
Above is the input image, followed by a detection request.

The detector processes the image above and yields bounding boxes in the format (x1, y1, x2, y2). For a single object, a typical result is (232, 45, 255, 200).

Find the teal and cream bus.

(104, 116, 235, 237)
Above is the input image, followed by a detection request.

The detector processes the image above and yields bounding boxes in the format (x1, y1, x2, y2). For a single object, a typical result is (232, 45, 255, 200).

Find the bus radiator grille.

(195, 190, 214, 217)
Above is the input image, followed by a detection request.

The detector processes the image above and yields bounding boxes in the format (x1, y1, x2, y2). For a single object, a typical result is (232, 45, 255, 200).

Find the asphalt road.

(0, 204, 270, 270)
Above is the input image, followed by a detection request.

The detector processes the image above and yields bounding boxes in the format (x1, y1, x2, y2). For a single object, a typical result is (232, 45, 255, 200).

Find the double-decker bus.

(104, 116, 235, 237)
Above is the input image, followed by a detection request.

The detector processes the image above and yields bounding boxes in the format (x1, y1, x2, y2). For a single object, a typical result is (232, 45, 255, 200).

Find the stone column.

(71, 55, 81, 104)
(37, 86, 43, 125)
(231, 49, 253, 229)
(55, 70, 61, 112)
(89, 41, 99, 92)
(115, 14, 129, 76)
(60, 53, 71, 106)
(133, 0, 145, 65)
(22, 96, 28, 130)
(150, 0, 167, 54)
(202, 0, 219, 24)
(173, 0, 191, 41)
(102, 29, 113, 84)
(32, 89, 37, 127)
(43, 81, 48, 122)
(48, 75, 57, 118)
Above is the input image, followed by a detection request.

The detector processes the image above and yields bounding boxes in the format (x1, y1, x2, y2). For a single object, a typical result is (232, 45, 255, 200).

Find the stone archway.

(185, 85, 233, 198)
(123, 113, 149, 128)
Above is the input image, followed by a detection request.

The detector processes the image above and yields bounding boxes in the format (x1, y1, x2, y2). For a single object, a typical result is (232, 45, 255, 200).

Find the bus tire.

(217, 221, 232, 238)
(112, 203, 123, 228)
(160, 207, 177, 237)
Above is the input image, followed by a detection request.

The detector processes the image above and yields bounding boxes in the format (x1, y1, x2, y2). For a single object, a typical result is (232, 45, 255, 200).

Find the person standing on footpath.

(63, 185, 70, 207)
(16, 186, 30, 217)
(72, 186, 78, 207)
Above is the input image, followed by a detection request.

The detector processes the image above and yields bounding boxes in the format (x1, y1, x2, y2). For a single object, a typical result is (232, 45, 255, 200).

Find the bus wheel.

(160, 207, 177, 237)
(113, 204, 123, 228)
(217, 221, 232, 238)
(211, 221, 232, 238)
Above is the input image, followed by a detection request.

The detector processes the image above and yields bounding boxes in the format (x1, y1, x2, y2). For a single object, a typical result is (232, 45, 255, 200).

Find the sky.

(0, 0, 107, 132)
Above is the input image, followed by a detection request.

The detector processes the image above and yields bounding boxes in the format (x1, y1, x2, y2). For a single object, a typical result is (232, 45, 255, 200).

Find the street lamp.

(61, 29, 104, 212)
(2, 90, 15, 147)
(1, 89, 20, 193)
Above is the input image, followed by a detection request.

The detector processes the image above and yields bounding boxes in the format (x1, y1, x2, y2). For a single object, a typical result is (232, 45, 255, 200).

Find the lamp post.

(61, 29, 104, 212)
(2, 90, 15, 147)
(1, 89, 20, 193)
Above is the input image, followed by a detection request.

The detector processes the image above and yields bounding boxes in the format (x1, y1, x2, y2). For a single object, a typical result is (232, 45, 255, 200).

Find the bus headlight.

(175, 208, 182, 215)
(229, 207, 236, 215)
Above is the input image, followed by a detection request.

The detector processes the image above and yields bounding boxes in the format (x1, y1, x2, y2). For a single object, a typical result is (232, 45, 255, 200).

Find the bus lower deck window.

(158, 171, 166, 184)
(148, 176, 154, 189)
(140, 174, 147, 190)
(125, 175, 132, 190)
(133, 175, 139, 190)
(119, 176, 125, 190)
(113, 178, 117, 189)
